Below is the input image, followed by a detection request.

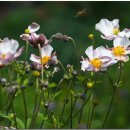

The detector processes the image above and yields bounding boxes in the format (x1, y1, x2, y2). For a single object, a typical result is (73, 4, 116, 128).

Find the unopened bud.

(32, 70, 40, 77)
(88, 34, 94, 39)
(87, 81, 94, 88)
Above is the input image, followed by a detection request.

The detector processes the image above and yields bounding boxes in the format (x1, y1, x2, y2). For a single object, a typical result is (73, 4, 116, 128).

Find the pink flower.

(0, 38, 23, 67)
(30, 45, 57, 69)
(81, 46, 117, 72)
(20, 22, 49, 48)
(107, 36, 130, 62)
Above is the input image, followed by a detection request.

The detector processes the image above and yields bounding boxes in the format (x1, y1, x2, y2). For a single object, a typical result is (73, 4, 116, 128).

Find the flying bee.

(75, 8, 87, 18)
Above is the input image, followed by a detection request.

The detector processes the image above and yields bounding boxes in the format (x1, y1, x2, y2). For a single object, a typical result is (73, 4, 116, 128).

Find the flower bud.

(53, 33, 69, 42)
(88, 34, 94, 39)
(6, 86, 17, 95)
(87, 81, 94, 88)
(0, 78, 7, 86)
(9, 113, 14, 119)
(80, 93, 86, 99)
(40, 80, 49, 88)
(32, 70, 40, 77)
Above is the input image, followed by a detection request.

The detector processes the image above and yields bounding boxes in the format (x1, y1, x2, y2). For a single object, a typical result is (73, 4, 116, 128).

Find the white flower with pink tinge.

(0, 38, 23, 67)
(107, 36, 130, 62)
(20, 22, 49, 48)
(95, 19, 130, 40)
(30, 44, 57, 69)
(81, 46, 117, 72)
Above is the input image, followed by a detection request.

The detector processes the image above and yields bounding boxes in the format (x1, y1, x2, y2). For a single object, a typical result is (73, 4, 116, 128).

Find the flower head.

(81, 46, 117, 72)
(107, 36, 130, 62)
(0, 38, 23, 67)
(20, 22, 49, 48)
(30, 45, 57, 69)
(95, 19, 130, 40)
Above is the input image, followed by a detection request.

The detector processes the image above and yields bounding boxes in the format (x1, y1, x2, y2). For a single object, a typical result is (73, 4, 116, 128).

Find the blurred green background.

(1, 1, 130, 128)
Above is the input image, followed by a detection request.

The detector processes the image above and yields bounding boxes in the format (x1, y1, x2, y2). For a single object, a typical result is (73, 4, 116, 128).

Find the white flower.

(0, 38, 23, 67)
(107, 36, 130, 62)
(30, 45, 57, 69)
(95, 19, 130, 40)
(81, 46, 117, 72)
(20, 22, 49, 48)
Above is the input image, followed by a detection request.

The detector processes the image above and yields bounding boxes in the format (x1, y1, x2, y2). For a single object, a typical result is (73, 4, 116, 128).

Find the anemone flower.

(81, 46, 117, 72)
(20, 22, 49, 48)
(95, 19, 130, 40)
(0, 38, 23, 67)
(30, 44, 57, 69)
(107, 36, 130, 62)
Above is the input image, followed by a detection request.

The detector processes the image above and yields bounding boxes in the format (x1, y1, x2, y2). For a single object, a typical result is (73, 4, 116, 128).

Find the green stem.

(63, 97, 77, 127)
(25, 40, 29, 59)
(102, 62, 122, 128)
(21, 89, 28, 129)
(31, 88, 44, 128)
(60, 79, 72, 121)
(102, 88, 117, 128)
(29, 78, 39, 128)
(88, 105, 95, 128)
(72, 93, 91, 120)
(57, 60, 68, 74)
(11, 100, 17, 129)
(68, 37, 79, 68)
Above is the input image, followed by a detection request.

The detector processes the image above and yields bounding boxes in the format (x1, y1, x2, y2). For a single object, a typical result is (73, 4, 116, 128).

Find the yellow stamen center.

(113, 28, 120, 35)
(113, 46, 126, 56)
(1, 54, 6, 59)
(90, 58, 102, 69)
(41, 56, 51, 65)
(25, 29, 30, 34)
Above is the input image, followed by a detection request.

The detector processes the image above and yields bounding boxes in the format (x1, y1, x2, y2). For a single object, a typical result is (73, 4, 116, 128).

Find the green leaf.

(16, 118, 25, 128)
(49, 83, 57, 88)
(27, 118, 32, 128)
(37, 112, 48, 121)
(70, 90, 75, 96)
(52, 90, 63, 100)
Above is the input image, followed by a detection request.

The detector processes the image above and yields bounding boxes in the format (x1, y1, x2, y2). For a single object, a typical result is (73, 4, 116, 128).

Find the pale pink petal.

(28, 22, 40, 33)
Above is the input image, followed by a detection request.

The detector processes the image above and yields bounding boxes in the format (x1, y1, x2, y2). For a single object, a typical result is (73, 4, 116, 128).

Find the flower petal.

(85, 46, 94, 60)
(41, 45, 53, 57)
(95, 19, 114, 37)
(30, 54, 41, 64)
(28, 22, 40, 33)
(14, 47, 24, 58)
(113, 37, 130, 48)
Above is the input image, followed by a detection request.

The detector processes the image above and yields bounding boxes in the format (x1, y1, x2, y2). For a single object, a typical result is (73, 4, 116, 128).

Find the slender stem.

(60, 79, 72, 120)
(11, 100, 17, 129)
(57, 60, 68, 74)
(25, 40, 29, 59)
(70, 82, 73, 128)
(21, 89, 28, 129)
(88, 105, 95, 128)
(72, 94, 91, 119)
(102, 88, 117, 128)
(63, 97, 77, 127)
(68, 37, 79, 68)
(102, 62, 122, 128)
(29, 78, 39, 128)
(31, 88, 44, 128)
(55, 78, 64, 93)
(78, 100, 84, 125)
